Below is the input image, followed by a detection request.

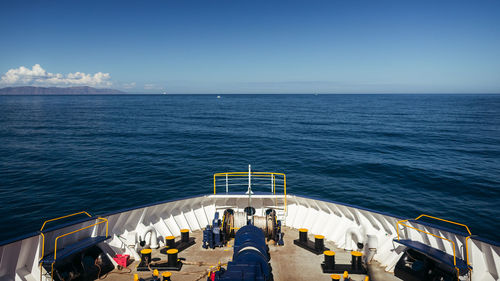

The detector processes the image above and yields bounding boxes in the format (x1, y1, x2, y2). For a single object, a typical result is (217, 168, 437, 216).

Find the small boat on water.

(0, 166, 498, 281)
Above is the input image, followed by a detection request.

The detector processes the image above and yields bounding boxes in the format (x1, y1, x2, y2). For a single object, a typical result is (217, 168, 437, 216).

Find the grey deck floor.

(105, 227, 400, 281)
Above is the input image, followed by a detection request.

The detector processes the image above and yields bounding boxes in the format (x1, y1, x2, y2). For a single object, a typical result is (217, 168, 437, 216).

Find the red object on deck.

(113, 254, 130, 268)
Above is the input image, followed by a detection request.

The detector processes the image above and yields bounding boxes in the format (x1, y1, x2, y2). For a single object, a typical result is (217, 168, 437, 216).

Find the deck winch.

(209, 225, 273, 281)
(203, 208, 284, 249)
(263, 209, 284, 245)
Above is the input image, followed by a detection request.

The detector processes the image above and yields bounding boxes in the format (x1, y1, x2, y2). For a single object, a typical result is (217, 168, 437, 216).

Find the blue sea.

(0, 94, 499, 242)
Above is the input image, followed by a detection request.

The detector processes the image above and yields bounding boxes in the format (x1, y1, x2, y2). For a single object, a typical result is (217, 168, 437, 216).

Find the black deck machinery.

(203, 208, 284, 249)
(41, 245, 114, 281)
(394, 246, 469, 281)
(209, 224, 273, 281)
(202, 207, 284, 281)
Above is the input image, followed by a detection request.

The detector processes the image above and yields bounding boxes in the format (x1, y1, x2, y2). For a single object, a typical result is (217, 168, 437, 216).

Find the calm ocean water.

(0, 94, 499, 242)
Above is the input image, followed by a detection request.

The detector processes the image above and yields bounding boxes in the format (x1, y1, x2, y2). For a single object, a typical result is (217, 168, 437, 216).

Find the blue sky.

(0, 0, 499, 93)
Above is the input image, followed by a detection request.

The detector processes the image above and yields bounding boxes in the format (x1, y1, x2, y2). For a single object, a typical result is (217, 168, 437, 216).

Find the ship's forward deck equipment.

(38, 211, 112, 281)
(203, 212, 227, 249)
(394, 214, 473, 281)
(160, 229, 195, 254)
(321, 250, 367, 275)
(293, 228, 329, 254)
(137, 247, 183, 271)
(209, 225, 272, 281)
(2, 167, 500, 281)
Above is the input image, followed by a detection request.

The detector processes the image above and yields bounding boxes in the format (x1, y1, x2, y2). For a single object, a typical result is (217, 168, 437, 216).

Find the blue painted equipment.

(275, 220, 284, 246)
(210, 225, 273, 281)
(203, 212, 226, 249)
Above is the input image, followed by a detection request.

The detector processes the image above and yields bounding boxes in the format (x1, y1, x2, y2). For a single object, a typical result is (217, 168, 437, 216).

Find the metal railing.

(213, 171, 287, 211)
(38, 211, 109, 281)
(39, 211, 92, 263)
(396, 214, 472, 279)
(53, 217, 108, 260)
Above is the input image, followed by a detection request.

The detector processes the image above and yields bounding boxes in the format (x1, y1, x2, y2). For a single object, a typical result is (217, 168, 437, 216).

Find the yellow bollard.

(162, 272, 172, 281)
(165, 235, 175, 248)
(330, 274, 341, 280)
(298, 228, 308, 243)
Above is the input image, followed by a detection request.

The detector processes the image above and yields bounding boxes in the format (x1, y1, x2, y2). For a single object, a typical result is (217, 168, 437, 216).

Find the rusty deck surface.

(104, 227, 399, 281)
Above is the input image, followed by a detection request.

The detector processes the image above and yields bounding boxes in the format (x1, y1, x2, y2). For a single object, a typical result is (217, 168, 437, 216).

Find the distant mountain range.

(0, 86, 126, 95)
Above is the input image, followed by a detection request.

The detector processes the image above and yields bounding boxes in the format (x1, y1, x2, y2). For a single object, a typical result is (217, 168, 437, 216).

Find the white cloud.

(0, 64, 112, 87)
(144, 83, 157, 90)
(122, 82, 136, 89)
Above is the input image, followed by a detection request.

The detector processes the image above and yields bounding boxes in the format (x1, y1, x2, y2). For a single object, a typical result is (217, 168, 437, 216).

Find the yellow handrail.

(38, 213, 108, 281)
(213, 172, 287, 212)
(39, 211, 93, 264)
(283, 175, 287, 212)
(414, 214, 471, 236)
(272, 174, 275, 194)
(396, 214, 473, 280)
(397, 220, 460, 278)
(40, 211, 92, 231)
(213, 172, 286, 194)
(53, 217, 108, 260)
(413, 214, 472, 267)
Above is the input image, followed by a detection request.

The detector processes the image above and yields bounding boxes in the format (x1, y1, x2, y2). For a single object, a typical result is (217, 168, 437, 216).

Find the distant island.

(0, 86, 126, 95)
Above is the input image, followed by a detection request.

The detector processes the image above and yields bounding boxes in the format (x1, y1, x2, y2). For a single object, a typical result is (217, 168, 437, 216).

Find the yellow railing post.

(397, 220, 459, 277)
(39, 211, 93, 266)
(212, 171, 287, 212)
(465, 236, 471, 267)
(213, 174, 216, 194)
(413, 214, 472, 268)
(396, 214, 473, 280)
(53, 217, 108, 260)
(283, 174, 287, 212)
(38, 212, 108, 281)
(272, 174, 275, 194)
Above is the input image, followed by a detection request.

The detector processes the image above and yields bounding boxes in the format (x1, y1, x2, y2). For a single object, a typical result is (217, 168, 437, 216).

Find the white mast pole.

(248, 164, 252, 224)
(248, 164, 251, 194)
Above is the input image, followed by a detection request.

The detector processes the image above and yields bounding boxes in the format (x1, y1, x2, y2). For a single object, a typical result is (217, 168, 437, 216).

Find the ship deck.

(104, 227, 399, 281)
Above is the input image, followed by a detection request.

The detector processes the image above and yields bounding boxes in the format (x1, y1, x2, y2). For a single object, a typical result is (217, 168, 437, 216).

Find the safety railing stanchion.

(396, 214, 473, 280)
(213, 171, 287, 212)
